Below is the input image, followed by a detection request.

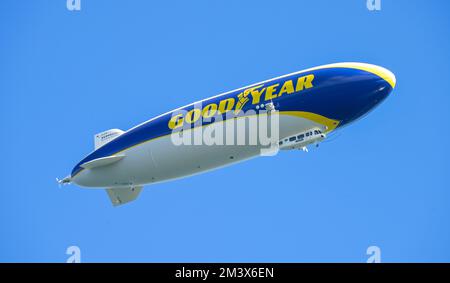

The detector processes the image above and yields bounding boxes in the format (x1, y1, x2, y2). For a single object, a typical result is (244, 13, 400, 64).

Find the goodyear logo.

(168, 74, 314, 130)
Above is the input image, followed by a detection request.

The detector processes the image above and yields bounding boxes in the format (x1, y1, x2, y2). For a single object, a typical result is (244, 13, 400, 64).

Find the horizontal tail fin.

(80, 155, 125, 170)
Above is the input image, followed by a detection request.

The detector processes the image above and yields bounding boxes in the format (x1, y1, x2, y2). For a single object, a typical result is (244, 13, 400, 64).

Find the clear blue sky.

(1, 0, 449, 262)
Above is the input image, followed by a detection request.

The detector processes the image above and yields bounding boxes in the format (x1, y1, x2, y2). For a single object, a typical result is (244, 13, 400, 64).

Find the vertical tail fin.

(106, 186, 143, 206)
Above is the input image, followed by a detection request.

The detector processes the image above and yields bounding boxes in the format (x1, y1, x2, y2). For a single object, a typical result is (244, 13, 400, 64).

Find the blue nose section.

(281, 63, 396, 127)
(291, 64, 396, 127)
(336, 68, 395, 126)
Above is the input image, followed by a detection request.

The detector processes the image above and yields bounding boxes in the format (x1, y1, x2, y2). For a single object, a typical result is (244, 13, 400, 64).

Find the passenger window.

(279, 141, 283, 145)
(289, 136, 296, 142)
(314, 130, 319, 135)
(306, 132, 310, 137)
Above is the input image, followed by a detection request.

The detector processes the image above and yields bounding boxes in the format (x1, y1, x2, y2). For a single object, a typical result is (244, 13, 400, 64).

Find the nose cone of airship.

(331, 63, 396, 126)
(354, 63, 396, 121)
(367, 63, 396, 89)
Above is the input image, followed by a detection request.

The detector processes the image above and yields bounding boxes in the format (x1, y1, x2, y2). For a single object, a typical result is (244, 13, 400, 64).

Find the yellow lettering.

(185, 108, 201, 123)
(249, 85, 266, 104)
(296, 74, 314, 91)
(264, 84, 279, 101)
(168, 114, 184, 129)
(218, 98, 235, 114)
(278, 80, 295, 97)
(202, 103, 217, 118)
(235, 92, 249, 114)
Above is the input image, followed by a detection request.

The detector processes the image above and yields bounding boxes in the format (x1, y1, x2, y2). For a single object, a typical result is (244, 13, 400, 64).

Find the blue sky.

(1, 0, 449, 262)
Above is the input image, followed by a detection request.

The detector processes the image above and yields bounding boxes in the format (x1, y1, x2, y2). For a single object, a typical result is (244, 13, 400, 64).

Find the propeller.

(56, 176, 71, 187)
(56, 178, 63, 188)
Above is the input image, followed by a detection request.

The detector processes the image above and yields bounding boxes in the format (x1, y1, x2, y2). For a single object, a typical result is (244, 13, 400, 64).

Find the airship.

(58, 62, 396, 206)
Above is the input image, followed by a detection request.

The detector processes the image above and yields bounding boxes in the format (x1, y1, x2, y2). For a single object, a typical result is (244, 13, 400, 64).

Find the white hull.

(74, 113, 325, 188)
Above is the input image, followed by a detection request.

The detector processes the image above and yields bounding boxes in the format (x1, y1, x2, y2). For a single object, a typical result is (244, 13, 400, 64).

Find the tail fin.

(95, 129, 124, 150)
(106, 186, 143, 206)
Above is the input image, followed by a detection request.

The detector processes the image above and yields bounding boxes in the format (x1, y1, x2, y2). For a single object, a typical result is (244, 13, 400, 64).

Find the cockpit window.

(314, 130, 319, 135)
